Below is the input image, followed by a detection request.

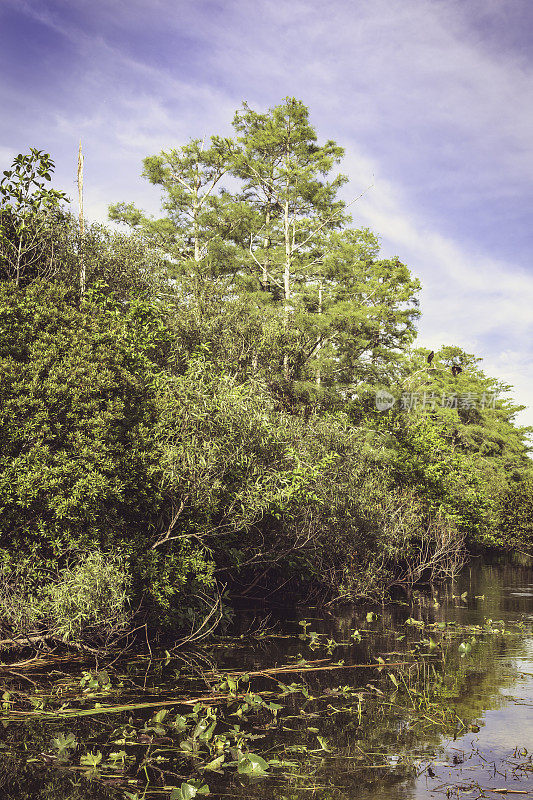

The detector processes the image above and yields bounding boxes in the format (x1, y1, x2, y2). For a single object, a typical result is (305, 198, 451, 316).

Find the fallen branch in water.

(0, 633, 99, 654)
(217, 660, 411, 679)
(0, 690, 282, 720)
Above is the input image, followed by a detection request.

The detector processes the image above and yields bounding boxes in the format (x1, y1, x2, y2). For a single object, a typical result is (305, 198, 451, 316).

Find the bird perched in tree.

(451, 365, 462, 377)
(427, 351, 435, 365)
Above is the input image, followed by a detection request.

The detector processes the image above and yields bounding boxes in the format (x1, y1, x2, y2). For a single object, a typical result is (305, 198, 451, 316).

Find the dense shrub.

(47, 551, 131, 642)
(0, 280, 216, 631)
(0, 277, 529, 642)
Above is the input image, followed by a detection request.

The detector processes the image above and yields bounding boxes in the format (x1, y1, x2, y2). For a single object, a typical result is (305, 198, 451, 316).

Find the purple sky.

(1, 0, 532, 429)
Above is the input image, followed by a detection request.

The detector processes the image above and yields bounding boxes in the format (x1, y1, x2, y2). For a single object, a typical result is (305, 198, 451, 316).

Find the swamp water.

(0, 563, 531, 800)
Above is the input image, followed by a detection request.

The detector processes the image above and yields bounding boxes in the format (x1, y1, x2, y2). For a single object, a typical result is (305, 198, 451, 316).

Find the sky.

(1, 0, 532, 430)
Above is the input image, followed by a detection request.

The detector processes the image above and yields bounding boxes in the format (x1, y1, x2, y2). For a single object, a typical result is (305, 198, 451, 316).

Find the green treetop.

(109, 135, 241, 283)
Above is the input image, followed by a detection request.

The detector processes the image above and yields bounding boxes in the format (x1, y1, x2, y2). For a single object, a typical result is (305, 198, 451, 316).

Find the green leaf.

(80, 750, 102, 768)
(458, 641, 472, 657)
(171, 714, 188, 732)
(52, 732, 77, 752)
(171, 782, 210, 799)
(238, 752, 269, 777)
(204, 755, 224, 771)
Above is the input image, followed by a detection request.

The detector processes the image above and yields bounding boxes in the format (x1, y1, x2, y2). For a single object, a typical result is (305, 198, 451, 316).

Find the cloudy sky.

(1, 0, 532, 429)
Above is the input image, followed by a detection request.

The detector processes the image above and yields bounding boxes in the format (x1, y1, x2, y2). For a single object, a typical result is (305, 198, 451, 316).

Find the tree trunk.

(283, 197, 291, 380)
(316, 278, 323, 388)
(77, 140, 85, 299)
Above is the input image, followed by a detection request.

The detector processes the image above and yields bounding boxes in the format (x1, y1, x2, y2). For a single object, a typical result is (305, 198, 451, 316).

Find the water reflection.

(0, 564, 530, 800)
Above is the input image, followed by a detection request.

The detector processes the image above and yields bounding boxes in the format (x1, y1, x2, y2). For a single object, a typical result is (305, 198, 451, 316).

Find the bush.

(47, 551, 131, 643)
(0, 558, 46, 636)
(0, 279, 171, 552)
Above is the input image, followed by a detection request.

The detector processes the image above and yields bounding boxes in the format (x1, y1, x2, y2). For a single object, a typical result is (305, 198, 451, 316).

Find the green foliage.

(496, 478, 533, 554)
(47, 551, 131, 641)
(0, 279, 215, 631)
(1, 122, 530, 640)
(0, 280, 164, 554)
(51, 213, 169, 299)
(0, 556, 47, 634)
(0, 149, 68, 285)
(361, 345, 533, 549)
(111, 99, 421, 393)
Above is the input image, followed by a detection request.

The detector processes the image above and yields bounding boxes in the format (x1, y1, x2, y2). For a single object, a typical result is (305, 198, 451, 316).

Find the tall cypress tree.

(231, 98, 347, 378)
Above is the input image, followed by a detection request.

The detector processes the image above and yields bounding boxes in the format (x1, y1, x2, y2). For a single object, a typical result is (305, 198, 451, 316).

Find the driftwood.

(0, 632, 100, 655)
(211, 659, 411, 679)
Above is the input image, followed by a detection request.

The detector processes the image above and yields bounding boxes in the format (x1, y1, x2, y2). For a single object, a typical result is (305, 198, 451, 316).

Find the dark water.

(0, 563, 531, 800)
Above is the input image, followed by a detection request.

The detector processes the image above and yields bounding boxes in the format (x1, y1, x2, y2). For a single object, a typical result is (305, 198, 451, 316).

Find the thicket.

(0, 102, 531, 643)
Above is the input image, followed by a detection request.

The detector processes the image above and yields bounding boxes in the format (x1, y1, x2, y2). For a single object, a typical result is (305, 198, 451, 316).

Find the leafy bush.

(0, 280, 165, 556)
(495, 478, 533, 555)
(0, 557, 46, 635)
(47, 551, 131, 642)
(0, 280, 220, 634)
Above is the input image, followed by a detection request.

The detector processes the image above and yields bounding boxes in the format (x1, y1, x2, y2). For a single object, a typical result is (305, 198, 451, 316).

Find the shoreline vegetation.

(0, 99, 531, 650)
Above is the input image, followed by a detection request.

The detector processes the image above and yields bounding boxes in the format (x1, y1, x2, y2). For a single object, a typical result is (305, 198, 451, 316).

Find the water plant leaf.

(238, 752, 269, 776)
(108, 750, 127, 764)
(171, 714, 188, 732)
(170, 783, 192, 800)
(204, 754, 224, 771)
(80, 750, 102, 768)
(458, 641, 472, 657)
(199, 720, 216, 741)
(180, 740, 194, 752)
(52, 732, 77, 753)
(170, 782, 210, 799)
